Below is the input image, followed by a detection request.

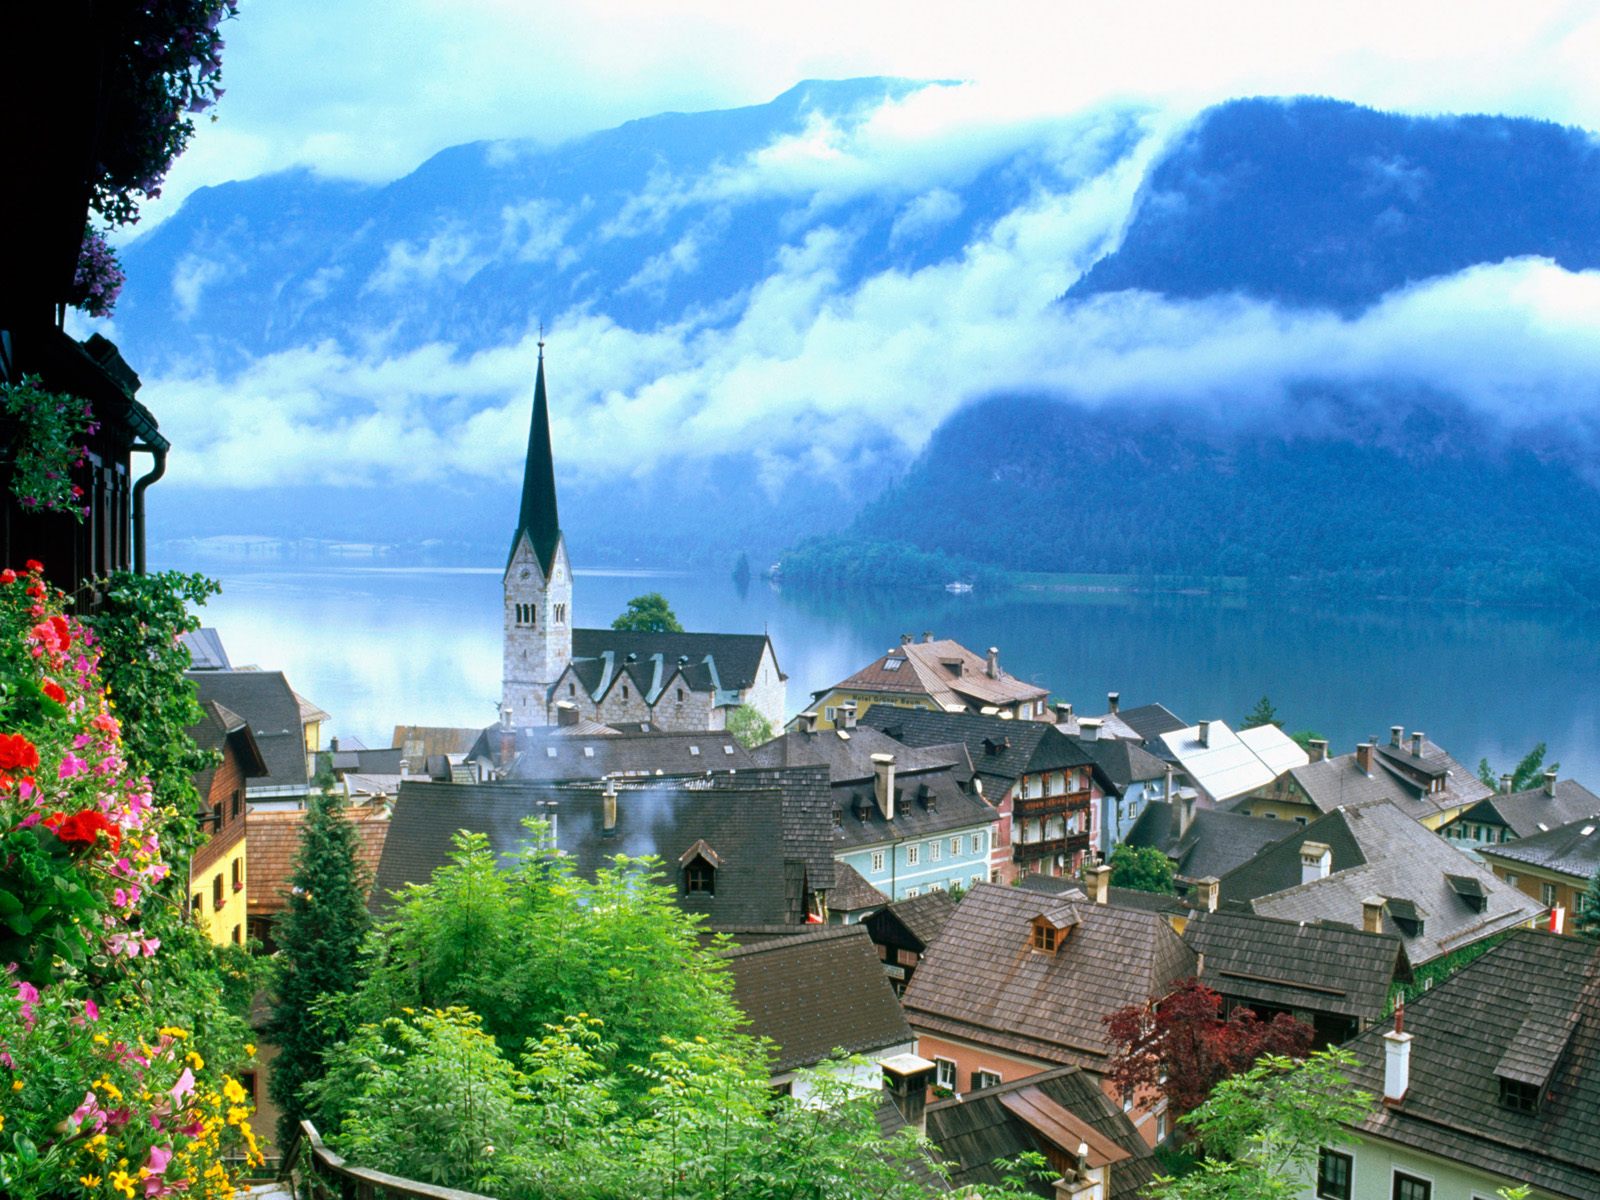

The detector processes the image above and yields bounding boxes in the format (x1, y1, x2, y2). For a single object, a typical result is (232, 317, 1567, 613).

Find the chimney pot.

(1391, 725, 1404, 748)
(1299, 841, 1332, 885)
(330, 736, 340, 752)
(602, 779, 617, 838)
(878, 1054, 936, 1135)
(1355, 743, 1374, 774)
(1544, 769, 1558, 797)
(839, 702, 857, 730)
(1177, 792, 1195, 840)
(986, 647, 1000, 679)
(1088, 864, 1112, 905)
(1107, 692, 1120, 714)
(1196, 720, 1211, 748)
(1362, 895, 1387, 934)
(872, 753, 897, 821)
(1501, 773, 1514, 796)
(1411, 731, 1424, 758)
(901, 633, 913, 645)
(1195, 876, 1220, 913)
(922, 630, 934, 643)
(1308, 738, 1328, 763)
(1079, 718, 1102, 743)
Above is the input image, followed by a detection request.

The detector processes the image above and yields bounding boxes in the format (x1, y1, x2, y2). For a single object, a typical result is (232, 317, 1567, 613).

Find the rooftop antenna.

(538, 320, 545, 356)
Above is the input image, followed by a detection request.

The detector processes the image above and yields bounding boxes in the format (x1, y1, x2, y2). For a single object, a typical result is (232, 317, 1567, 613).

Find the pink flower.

(58, 752, 87, 779)
(85, 998, 99, 1022)
(15, 980, 38, 1029)
(168, 1068, 194, 1104)
(69, 1091, 107, 1134)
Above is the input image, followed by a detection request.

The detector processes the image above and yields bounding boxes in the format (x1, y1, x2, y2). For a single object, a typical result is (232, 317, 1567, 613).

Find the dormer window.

(1031, 921, 1059, 953)
(1498, 1077, 1540, 1113)
(1029, 905, 1079, 954)
(1387, 897, 1424, 937)
(679, 839, 722, 896)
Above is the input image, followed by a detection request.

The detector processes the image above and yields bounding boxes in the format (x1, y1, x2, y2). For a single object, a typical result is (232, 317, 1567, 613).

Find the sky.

(104, 1, 1600, 515)
(153, 0, 1600, 225)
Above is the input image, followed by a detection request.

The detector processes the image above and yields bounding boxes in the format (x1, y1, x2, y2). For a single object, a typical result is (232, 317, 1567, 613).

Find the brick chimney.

(1355, 743, 1374, 775)
(1299, 841, 1332, 885)
(1544, 769, 1558, 797)
(1107, 692, 1120, 714)
(1411, 731, 1424, 758)
(1196, 720, 1211, 748)
(872, 753, 897, 821)
(1195, 876, 1220, 913)
(1088, 864, 1112, 905)
(602, 779, 617, 839)
(986, 647, 1000, 679)
(1308, 738, 1328, 763)
(1383, 1004, 1412, 1105)
(1362, 895, 1387, 933)
(878, 1054, 936, 1134)
(556, 700, 579, 728)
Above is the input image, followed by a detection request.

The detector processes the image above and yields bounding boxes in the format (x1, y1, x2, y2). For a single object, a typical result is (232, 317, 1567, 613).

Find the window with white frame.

(1391, 1172, 1430, 1200)
(934, 1058, 956, 1090)
(931, 840, 942, 861)
(871, 850, 885, 873)
(1315, 1149, 1352, 1200)
(950, 836, 961, 856)
(971, 834, 982, 854)
(907, 845, 919, 866)
(973, 1069, 1001, 1091)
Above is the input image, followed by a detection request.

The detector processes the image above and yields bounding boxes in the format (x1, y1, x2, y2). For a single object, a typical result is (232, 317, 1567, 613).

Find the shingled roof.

(880, 889, 959, 948)
(1184, 909, 1407, 1023)
(1341, 931, 1600, 1200)
(1113, 703, 1187, 743)
(187, 670, 314, 795)
(189, 700, 268, 800)
(501, 729, 752, 782)
(1456, 778, 1600, 841)
(1014, 873, 1189, 916)
(1081, 738, 1169, 794)
(925, 1067, 1156, 1200)
(570, 628, 778, 696)
(1288, 733, 1490, 825)
(723, 925, 911, 1074)
(373, 775, 831, 926)
(1223, 799, 1543, 964)
(1125, 801, 1295, 882)
(832, 765, 996, 852)
(749, 725, 969, 780)
(862, 708, 1094, 798)
(903, 883, 1197, 1072)
(823, 639, 1048, 713)
(1480, 814, 1600, 883)
(829, 862, 890, 915)
(247, 804, 390, 918)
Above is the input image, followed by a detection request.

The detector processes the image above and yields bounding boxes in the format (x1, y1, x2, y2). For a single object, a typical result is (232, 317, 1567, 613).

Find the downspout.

(131, 443, 166, 575)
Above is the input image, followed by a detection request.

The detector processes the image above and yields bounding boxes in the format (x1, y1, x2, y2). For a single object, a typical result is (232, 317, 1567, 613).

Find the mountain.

(780, 392, 1600, 606)
(105, 87, 1600, 579)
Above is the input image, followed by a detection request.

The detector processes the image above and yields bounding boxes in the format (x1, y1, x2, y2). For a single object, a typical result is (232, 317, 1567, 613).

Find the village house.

(1123, 797, 1294, 892)
(862, 889, 957, 996)
(861, 707, 1109, 882)
(1081, 735, 1177, 852)
(1301, 930, 1600, 1200)
(1215, 798, 1542, 969)
(1158, 718, 1309, 810)
(799, 633, 1050, 731)
(723, 925, 915, 1103)
(751, 723, 995, 901)
(186, 700, 268, 948)
(925, 1066, 1158, 1200)
(1477, 814, 1600, 934)
(371, 769, 835, 927)
(1016, 868, 1191, 924)
(901, 881, 1197, 1146)
(1439, 769, 1600, 848)
(186, 668, 331, 808)
(499, 346, 785, 733)
(1260, 727, 1490, 829)
(484, 721, 752, 782)
(244, 803, 391, 953)
(1182, 904, 1408, 1045)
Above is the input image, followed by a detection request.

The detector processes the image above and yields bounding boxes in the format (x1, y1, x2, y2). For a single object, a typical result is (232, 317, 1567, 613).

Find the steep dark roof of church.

(570, 628, 778, 694)
(508, 348, 562, 575)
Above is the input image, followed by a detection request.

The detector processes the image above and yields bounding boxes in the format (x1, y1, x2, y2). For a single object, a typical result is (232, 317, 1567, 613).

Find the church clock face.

(519, 568, 531, 580)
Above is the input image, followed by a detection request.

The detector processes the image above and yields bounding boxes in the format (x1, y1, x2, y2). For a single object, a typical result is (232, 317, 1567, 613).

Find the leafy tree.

(1241, 695, 1280, 729)
(1104, 979, 1314, 1120)
(612, 592, 685, 633)
(1289, 729, 1325, 753)
(1477, 743, 1558, 792)
(1108, 843, 1177, 895)
(725, 704, 774, 748)
(1147, 1049, 1373, 1200)
(267, 791, 372, 1148)
(1577, 866, 1600, 940)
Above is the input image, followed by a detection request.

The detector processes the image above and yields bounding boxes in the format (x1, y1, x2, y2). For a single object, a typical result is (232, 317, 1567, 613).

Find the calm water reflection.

(179, 564, 1600, 788)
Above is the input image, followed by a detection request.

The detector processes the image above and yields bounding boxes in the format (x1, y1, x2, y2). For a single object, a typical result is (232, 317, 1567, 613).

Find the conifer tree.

(1578, 866, 1600, 940)
(267, 790, 371, 1150)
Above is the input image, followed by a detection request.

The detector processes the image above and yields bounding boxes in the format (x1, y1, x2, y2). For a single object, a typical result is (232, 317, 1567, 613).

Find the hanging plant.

(0, 376, 96, 522)
(68, 227, 125, 319)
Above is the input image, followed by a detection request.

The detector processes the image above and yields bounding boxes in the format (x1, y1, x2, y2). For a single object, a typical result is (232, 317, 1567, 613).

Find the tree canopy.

(1477, 742, 1558, 792)
(1241, 695, 1281, 729)
(612, 592, 685, 633)
(725, 705, 775, 748)
(1107, 844, 1177, 895)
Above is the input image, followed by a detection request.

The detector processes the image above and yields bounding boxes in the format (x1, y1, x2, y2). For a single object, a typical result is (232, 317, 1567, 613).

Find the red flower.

(51, 615, 72, 649)
(52, 810, 120, 852)
(0, 570, 14, 584)
(0, 734, 40, 773)
(42, 680, 68, 705)
(24, 560, 43, 572)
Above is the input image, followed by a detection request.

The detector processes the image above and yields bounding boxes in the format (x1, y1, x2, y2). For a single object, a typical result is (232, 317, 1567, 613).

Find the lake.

(172, 562, 1600, 789)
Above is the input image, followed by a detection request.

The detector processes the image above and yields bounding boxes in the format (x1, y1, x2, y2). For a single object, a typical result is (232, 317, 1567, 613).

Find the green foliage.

(86, 569, 221, 873)
(1289, 729, 1324, 753)
(0, 377, 94, 520)
(267, 791, 372, 1148)
(1241, 696, 1280, 729)
(724, 704, 774, 748)
(1576, 866, 1600, 940)
(1390, 929, 1510, 1008)
(1477, 743, 1558, 792)
(777, 536, 1001, 590)
(1149, 1049, 1372, 1200)
(612, 592, 685, 633)
(1107, 843, 1177, 895)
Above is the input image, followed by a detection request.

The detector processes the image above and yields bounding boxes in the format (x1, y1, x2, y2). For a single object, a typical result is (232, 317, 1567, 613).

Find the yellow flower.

(0, 1113, 5, 1132)
(243, 1043, 256, 1058)
(222, 1077, 247, 1104)
(158, 1026, 189, 1039)
(80, 1175, 103, 1188)
(187, 1051, 205, 1070)
(111, 1169, 137, 1198)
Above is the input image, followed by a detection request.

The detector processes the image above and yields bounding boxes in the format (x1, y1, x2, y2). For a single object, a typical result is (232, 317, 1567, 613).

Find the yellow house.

(187, 700, 268, 947)
(795, 636, 1051, 731)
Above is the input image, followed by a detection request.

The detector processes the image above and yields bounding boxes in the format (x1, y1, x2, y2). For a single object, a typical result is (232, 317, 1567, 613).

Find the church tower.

(501, 341, 572, 728)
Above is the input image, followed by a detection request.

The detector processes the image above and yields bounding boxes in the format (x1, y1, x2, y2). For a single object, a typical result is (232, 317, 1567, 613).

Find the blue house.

(751, 726, 997, 903)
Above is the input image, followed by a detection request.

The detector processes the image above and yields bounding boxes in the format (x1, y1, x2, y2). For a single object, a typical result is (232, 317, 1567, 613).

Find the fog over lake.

(175, 563, 1600, 790)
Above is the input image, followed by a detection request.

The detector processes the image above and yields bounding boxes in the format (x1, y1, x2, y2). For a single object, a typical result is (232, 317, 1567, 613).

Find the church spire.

(508, 338, 562, 574)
